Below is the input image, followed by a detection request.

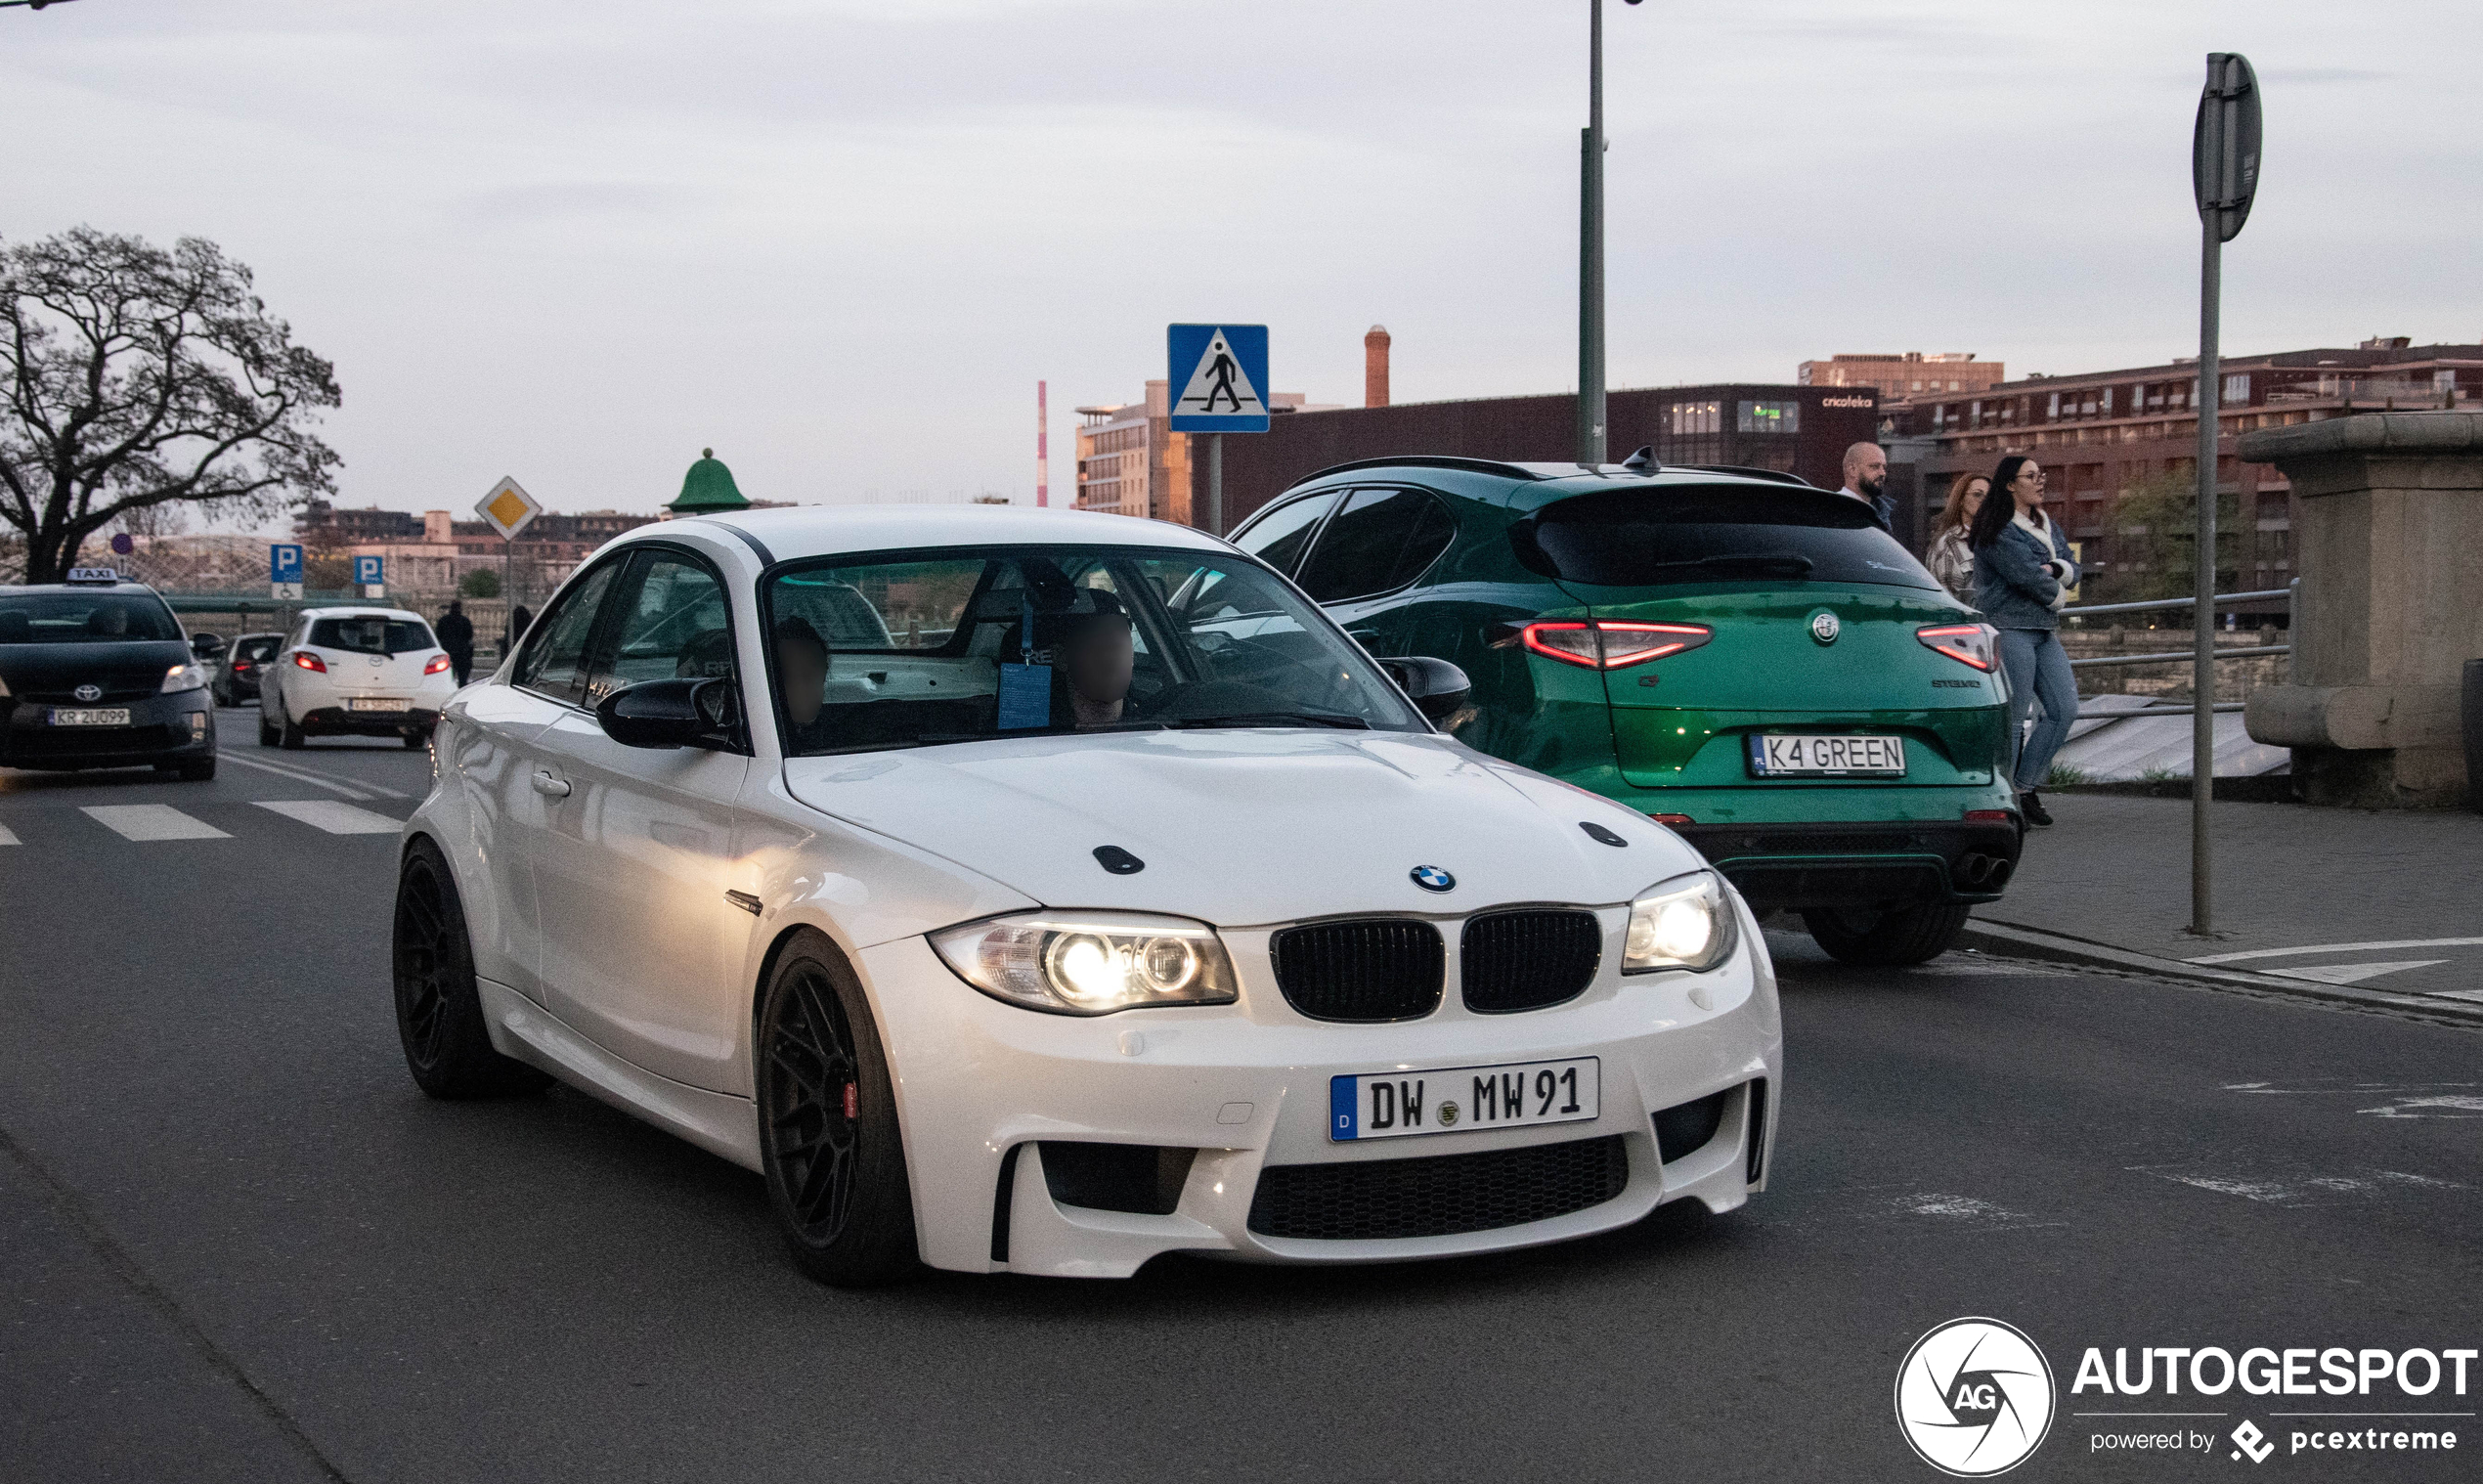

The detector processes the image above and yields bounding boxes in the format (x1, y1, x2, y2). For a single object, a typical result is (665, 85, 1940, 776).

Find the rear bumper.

(299, 705, 440, 736)
(0, 693, 215, 770)
(1672, 818, 2023, 910)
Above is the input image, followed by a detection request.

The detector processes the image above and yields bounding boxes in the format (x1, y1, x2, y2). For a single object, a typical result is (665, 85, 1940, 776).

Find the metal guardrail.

(2069, 643, 2287, 670)
(2061, 587, 2290, 620)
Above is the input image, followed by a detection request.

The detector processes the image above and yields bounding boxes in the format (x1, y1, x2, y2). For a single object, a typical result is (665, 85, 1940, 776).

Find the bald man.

(1838, 442, 1894, 529)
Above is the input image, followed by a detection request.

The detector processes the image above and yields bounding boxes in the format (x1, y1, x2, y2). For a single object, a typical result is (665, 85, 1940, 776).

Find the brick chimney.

(423, 509, 452, 544)
(1364, 325, 1391, 409)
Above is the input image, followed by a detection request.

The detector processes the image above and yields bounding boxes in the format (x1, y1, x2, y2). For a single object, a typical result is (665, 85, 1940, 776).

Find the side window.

(587, 550, 735, 711)
(1231, 492, 1336, 576)
(513, 559, 623, 707)
(1295, 487, 1457, 603)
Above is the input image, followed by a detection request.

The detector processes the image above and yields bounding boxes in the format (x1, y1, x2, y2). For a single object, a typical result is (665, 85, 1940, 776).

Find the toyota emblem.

(73, 683, 102, 702)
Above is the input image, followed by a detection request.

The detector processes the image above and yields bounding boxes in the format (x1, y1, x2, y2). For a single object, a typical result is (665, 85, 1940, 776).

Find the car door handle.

(531, 769, 571, 799)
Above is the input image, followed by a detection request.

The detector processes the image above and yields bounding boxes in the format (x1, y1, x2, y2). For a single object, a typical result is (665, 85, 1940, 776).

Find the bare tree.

(0, 227, 340, 583)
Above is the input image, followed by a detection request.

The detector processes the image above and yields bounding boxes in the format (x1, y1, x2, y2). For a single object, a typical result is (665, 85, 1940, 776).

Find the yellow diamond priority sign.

(474, 476, 541, 542)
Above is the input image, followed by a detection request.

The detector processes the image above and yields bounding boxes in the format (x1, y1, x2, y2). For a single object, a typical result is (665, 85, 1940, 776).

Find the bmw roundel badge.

(1410, 865, 1456, 893)
(1809, 610, 1841, 644)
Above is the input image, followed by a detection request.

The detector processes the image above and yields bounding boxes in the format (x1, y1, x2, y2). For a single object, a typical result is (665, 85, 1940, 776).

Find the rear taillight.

(424, 653, 453, 675)
(1521, 620, 1713, 670)
(233, 662, 253, 673)
(1650, 812, 1695, 826)
(1963, 808, 2014, 823)
(1916, 622, 1998, 672)
(293, 652, 327, 673)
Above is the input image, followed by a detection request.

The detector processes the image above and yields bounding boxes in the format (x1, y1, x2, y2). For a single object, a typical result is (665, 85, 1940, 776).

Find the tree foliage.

(0, 227, 340, 583)
(2106, 471, 2242, 603)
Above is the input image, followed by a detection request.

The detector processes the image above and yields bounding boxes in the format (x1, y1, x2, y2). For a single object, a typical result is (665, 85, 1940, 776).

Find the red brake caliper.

(843, 1082, 858, 1120)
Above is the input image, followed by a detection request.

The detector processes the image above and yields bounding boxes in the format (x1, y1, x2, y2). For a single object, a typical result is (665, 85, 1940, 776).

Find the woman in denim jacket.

(1969, 456, 2078, 826)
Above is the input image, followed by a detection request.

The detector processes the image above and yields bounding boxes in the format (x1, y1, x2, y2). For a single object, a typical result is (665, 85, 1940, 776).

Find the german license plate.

(49, 707, 130, 726)
(1329, 1057, 1599, 1142)
(347, 696, 411, 712)
(1748, 732, 1906, 776)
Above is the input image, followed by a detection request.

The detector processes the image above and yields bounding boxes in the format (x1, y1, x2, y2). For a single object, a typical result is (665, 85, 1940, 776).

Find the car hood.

(782, 729, 1706, 927)
(0, 639, 191, 699)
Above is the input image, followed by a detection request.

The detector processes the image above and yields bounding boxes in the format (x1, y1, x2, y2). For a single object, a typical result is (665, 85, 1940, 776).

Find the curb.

(1958, 918, 2483, 1030)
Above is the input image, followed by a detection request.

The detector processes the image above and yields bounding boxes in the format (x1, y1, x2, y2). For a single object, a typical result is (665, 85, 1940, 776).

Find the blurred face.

(1063, 615, 1133, 709)
(775, 635, 827, 726)
(1963, 478, 1989, 518)
(1848, 446, 1888, 496)
(2010, 461, 2047, 511)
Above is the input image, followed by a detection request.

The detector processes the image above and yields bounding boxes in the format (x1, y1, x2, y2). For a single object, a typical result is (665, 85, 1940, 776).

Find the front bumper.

(854, 895, 1782, 1279)
(0, 692, 214, 770)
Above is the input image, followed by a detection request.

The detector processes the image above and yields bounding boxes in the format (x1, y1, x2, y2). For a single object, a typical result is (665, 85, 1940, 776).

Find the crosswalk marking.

(80, 805, 231, 842)
(254, 800, 403, 835)
(0, 823, 17, 846)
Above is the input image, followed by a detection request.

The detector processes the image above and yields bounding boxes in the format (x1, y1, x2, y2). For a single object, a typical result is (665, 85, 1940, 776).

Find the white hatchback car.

(262, 606, 457, 749)
(394, 506, 1782, 1285)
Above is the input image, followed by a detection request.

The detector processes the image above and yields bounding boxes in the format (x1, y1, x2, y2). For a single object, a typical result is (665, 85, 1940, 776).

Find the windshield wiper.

(1165, 711, 1371, 730)
(1643, 551, 1815, 577)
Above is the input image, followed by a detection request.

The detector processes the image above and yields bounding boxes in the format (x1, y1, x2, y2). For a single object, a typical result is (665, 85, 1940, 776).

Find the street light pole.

(1576, 0, 1605, 466)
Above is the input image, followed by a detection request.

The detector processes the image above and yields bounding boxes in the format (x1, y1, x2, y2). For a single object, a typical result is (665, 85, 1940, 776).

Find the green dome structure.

(667, 447, 751, 514)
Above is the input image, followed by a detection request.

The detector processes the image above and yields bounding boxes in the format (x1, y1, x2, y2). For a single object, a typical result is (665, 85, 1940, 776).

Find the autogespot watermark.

(1898, 1321, 2478, 1472)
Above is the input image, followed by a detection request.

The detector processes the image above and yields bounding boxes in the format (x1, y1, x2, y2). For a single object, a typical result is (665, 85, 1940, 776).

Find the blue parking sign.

(270, 544, 303, 583)
(353, 555, 383, 587)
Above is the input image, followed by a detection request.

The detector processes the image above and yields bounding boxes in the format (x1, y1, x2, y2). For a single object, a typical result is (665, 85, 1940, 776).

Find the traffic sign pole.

(1166, 326, 1267, 535)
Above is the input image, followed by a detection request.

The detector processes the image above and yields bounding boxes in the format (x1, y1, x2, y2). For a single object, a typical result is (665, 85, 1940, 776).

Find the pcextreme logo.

(1896, 1318, 2058, 1476)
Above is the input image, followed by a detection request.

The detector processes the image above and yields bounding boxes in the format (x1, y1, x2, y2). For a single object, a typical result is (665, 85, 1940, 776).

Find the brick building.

(1800, 351, 2005, 399)
(1894, 337, 2481, 601)
(1076, 381, 1336, 524)
(1195, 383, 1883, 538)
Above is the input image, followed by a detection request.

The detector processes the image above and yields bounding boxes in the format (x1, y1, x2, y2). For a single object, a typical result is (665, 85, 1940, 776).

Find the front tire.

(392, 837, 549, 1099)
(1803, 901, 1974, 967)
(258, 708, 279, 746)
(755, 933, 919, 1287)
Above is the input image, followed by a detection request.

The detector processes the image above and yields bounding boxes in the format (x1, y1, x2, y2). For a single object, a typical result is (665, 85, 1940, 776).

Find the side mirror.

(595, 677, 740, 751)
(191, 633, 227, 659)
(1378, 655, 1471, 723)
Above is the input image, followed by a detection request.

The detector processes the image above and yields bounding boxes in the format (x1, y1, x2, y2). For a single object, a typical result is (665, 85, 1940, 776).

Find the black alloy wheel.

(757, 935, 918, 1286)
(391, 837, 549, 1099)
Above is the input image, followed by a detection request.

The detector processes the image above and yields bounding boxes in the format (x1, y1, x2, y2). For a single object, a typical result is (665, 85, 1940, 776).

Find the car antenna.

(1621, 446, 1660, 473)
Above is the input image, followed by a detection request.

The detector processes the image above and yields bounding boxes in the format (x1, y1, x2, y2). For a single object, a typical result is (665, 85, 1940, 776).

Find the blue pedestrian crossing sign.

(353, 555, 384, 587)
(270, 545, 303, 584)
(1167, 324, 1270, 433)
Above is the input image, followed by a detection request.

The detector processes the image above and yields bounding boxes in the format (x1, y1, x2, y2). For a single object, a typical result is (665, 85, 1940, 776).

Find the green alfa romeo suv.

(1228, 455, 2022, 965)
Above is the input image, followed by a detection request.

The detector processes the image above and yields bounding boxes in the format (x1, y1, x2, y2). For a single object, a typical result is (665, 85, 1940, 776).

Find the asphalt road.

(2, 708, 2476, 1483)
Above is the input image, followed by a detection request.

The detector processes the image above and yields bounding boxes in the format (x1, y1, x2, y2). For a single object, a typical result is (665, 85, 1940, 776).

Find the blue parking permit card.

(997, 663, 1051, 729)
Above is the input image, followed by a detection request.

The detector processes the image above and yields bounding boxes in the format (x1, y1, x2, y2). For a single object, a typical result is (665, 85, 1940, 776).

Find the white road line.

(2264, 959, 2450, 986)
(0, 823, 18, 846)
(81, 805, 231, 842)
(254, 799, 404, 835)
(216, 751, 371, 800)
(2188, 937, 2483, 965)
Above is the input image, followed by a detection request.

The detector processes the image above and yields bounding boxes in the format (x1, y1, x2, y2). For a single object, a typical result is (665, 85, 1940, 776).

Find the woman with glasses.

(1968, 455, 2079, 826)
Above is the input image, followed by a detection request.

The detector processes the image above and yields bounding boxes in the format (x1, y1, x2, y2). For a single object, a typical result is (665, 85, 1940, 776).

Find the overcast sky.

(4, 0, 2474, 527)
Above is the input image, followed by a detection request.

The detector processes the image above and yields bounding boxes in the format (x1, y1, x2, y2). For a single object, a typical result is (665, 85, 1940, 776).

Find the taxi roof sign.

(65, 567, 122, 585)
(474, 475, 542, 542)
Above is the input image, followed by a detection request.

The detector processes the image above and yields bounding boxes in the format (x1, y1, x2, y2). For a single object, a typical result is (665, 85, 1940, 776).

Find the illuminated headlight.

(931, 911, 1239, 1016)
(1622, 870, 1739, 975)
(160, 663, 209, 694)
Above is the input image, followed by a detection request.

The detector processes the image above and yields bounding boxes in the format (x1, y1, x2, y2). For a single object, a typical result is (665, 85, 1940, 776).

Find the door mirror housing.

(595, 677, 741, 751)
(1376, 655, 1471, 724)
(190, 633, 227, 659)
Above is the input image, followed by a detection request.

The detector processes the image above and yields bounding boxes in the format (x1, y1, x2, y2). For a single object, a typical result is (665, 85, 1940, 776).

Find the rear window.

(0, 591, 184, 643)
(309, 617, 436, 654)
(1521, 485, 1939, 590)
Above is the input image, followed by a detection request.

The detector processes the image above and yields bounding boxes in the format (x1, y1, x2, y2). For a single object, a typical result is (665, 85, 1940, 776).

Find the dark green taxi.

(1228, 455, 2022, 965)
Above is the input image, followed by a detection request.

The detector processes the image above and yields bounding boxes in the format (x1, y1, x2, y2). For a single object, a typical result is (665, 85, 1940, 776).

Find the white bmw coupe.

(395, 505, 1782, 1284)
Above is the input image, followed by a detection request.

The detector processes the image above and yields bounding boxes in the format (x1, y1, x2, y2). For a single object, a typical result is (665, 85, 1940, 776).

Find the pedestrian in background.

(437, 598, 475, 684)
(1836, 442, 1895, 528)
(505, 604, 533, 662)
(1926, 472, 1989, 603)
(1969, 455, 2078, 827)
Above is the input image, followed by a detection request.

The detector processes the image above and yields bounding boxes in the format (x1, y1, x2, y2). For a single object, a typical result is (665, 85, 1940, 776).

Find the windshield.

(0, 591, 184, 643)
(762, 544, 1425, 756)
(1522, 485, 1941, 590)
(308, 616, 437, 655)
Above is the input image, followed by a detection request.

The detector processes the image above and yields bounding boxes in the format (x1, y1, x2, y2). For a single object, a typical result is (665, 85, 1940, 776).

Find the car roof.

(1280, 455, 1817, 502)
(644, 503, 1230, 562)
(299, 606, 427, 623)
(0, 581, 164, 595)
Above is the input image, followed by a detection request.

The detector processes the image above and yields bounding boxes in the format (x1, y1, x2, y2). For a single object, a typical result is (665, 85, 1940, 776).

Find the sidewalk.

(1966, 791, 2483, 1021)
